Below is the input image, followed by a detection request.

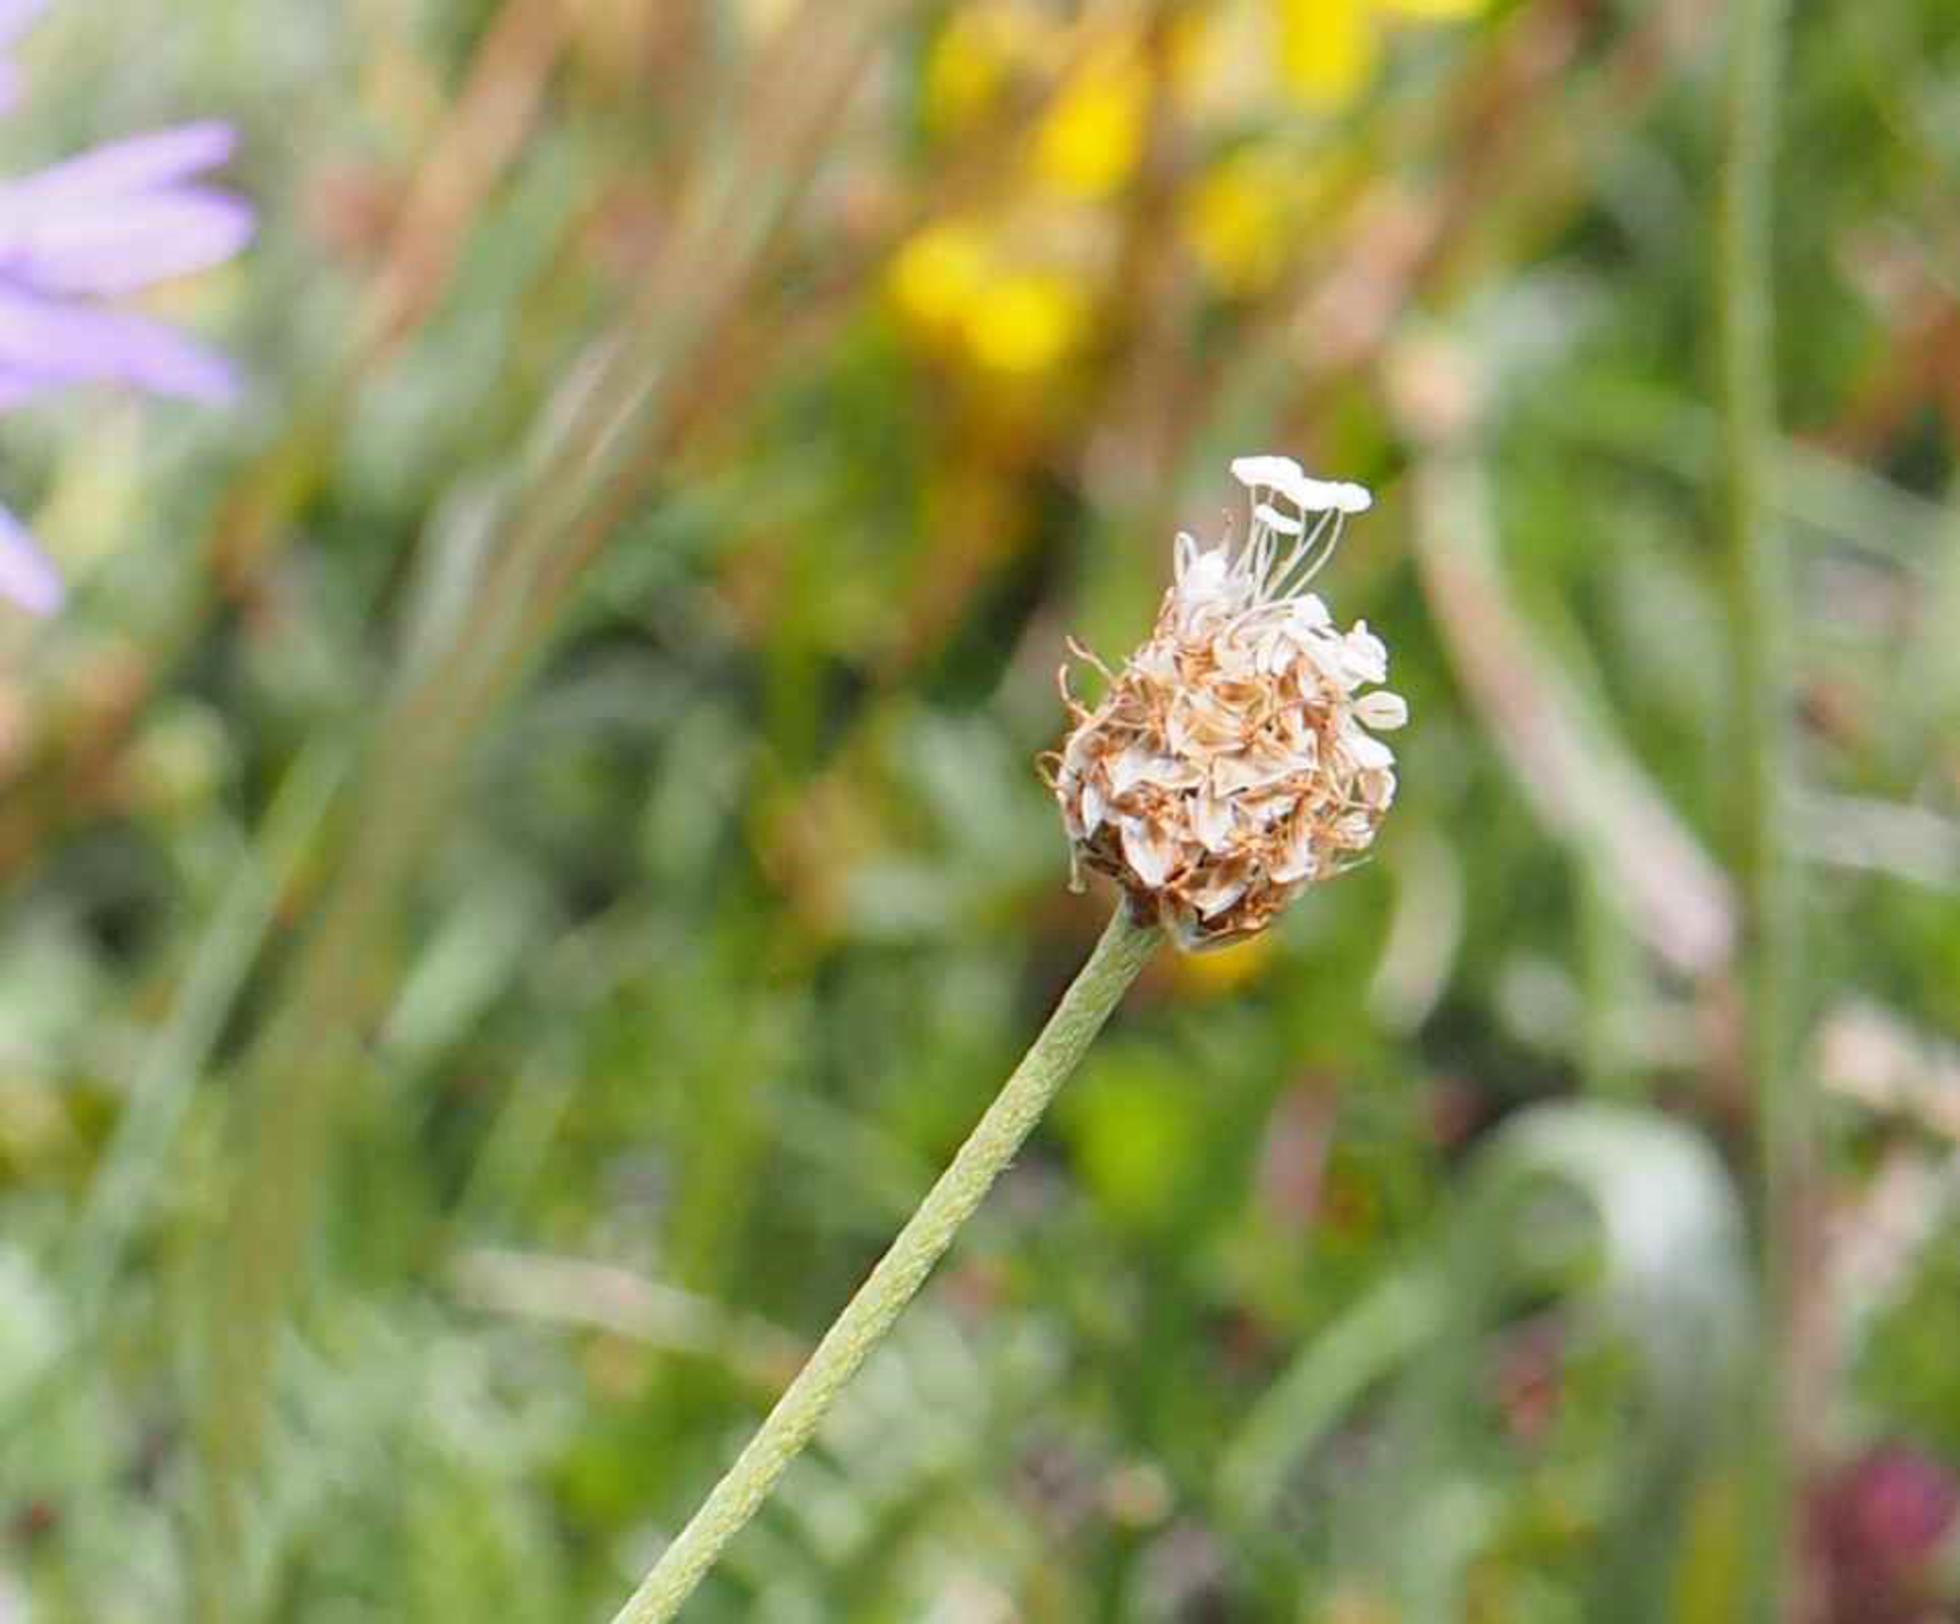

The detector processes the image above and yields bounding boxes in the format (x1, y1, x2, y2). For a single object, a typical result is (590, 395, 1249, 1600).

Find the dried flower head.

(1044, 454, 1405, 950)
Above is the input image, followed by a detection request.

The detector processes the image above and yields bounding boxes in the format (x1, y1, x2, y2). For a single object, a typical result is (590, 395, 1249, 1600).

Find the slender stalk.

(1716, 0, 1803, 1617)
(608, 905, 1162, 1623)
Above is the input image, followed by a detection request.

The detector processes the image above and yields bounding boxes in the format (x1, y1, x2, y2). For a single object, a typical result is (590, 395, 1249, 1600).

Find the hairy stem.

(608, 905, 1161, 1622)
(1716, 0, 1803, 1616)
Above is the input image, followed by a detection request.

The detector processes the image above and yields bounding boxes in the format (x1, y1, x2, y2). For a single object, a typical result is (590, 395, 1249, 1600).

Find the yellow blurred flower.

(923, 3, 1051, 135)
(1375, 0, 1484, 17)
(888, 221, 1091, 379)
(1278, 0, 1487, 109)
(887, 220, 995, 338)
(1279, 0, 1380, 108)
(1172, 933, 1276, 997)
(1032, 40, 1151, 200)
(962, 271, 1091, 376)
(1182, 148, 1322, 296)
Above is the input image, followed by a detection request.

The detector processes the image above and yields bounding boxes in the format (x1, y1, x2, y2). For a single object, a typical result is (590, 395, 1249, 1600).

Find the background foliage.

(3, 0, 1960, 1618)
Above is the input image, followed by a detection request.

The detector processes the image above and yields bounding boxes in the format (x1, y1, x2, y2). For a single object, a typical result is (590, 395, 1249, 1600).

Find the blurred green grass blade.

(67, 743, 347, 1326)
(1409, 448, 1736, 978)
(1388, 1103, 1750, 1623)
(0, 745, 345, 1509)
(1715, 0, 1802, 1610)
(1218, 1269, 1440, 1526)
(1470, 1106, 1749, 1425)
(377, 871, 542, 1078)
(449, 1248, 804, 1396)
(193, 8, 926, 1605)
(1552, 378, 1948, 570)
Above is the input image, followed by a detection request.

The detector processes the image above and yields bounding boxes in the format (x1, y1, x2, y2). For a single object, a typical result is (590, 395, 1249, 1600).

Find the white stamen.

(1253, 501, 1305, 536)
(1354, 691, 1408, 730)
(1343, 730, 1395, 771)
(1229, 454, 1306, 492)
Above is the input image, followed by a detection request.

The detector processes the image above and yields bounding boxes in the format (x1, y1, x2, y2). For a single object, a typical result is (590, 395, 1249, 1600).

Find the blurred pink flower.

(1809, 1444, 1960, 1624)
(0, 6, 251, 613)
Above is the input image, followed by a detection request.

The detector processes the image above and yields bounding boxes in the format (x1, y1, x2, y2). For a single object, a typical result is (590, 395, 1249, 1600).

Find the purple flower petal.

(0, 0, 45, 49)
(0, 185, 254, 294)
(0, 43, 253, 619)
(0, 284, 239, 401)
(0, 122, 239, 207)
(0, 364, 48, 407)
(0, 502, 63, 614)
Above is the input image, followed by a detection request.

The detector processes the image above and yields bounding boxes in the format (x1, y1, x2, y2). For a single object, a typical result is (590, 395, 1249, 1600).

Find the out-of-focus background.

(3, 0, 1959, 1617)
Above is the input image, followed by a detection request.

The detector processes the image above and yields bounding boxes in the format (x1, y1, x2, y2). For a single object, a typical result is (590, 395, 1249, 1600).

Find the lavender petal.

(0, 186, 255, 295)
(0, 363, 51, 407)
(0, 122, 239, 208)
(0, 284, 239, 402)
(0, 502, 63, 615)
(0, 0, 45, 49)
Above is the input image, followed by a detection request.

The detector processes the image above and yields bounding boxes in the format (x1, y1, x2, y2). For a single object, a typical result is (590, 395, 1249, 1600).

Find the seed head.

(1044, 455, 1406, 950)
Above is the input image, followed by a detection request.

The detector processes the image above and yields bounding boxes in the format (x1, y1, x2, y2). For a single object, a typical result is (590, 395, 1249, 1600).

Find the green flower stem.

(1716, 0, 1804, 1616)
(608, 904, 1162, 1623)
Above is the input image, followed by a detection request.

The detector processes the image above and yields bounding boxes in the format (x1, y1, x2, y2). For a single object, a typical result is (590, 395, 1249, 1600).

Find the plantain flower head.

(1044, 455, 1405, 949)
